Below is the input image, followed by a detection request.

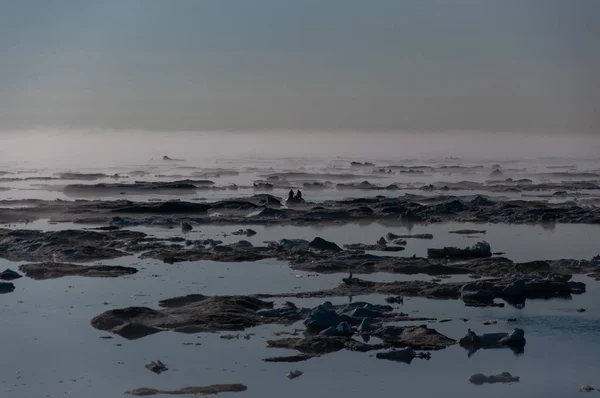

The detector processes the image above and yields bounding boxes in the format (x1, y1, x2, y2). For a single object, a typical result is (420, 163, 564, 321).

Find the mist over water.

(2, 2, 599, 396)
(1, 130, 599, 168)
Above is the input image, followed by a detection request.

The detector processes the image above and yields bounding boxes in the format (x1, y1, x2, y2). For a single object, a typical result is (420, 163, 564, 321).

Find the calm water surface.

(1, 153, 599, 397)
(1, 224, 599, 398)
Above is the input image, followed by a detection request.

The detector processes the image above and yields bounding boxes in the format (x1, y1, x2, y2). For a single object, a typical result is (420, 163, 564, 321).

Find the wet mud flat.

(1, 192, 600, 397)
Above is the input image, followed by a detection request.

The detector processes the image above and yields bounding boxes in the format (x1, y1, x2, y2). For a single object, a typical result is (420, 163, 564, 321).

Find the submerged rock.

(469, 372, 519, 385)
(19, 262, 138, 280)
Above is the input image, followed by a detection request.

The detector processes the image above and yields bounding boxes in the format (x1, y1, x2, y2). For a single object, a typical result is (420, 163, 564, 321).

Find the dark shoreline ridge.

(0, 227, 598, 280)
(1, 194, 599, 225)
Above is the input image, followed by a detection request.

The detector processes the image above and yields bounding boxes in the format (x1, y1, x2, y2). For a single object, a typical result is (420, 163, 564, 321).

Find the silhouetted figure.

(295, 190, 303, 200)
(288, 190, 295, 201)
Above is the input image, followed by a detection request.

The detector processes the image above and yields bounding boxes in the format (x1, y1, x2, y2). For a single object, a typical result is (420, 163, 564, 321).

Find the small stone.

(286, 370, 303, 380)
(580, 384, 595, 392)
(145, 360, 168, 375)
(469, 372, 519, 385)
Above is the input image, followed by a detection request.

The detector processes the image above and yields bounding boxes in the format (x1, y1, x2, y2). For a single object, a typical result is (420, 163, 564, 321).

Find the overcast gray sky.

(1, 0, 599, 132)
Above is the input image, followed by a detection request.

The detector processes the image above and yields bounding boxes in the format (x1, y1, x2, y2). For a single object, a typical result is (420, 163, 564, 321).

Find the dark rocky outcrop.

(428, 242, 492, 259)
(58, 172, 111, 180)
(301, 301, 405, 332)
(266, 325, 453, 357)
(0, 228, 147, 262)
(368, 325, 456, 350)
(257, 278, 464, 301)
(308, 237, 342, 252)
(19, 262, 138, 280)
(4, 194, 600, 227)
(0, 282, 15, 294)
(393, 234, 434, 239)
(448, 229, 486, 235)
(258, 272, 584, 305)
(319, 321, 354, 337)
(459, 328, 526, 356)
(460, 276, 585, 300)
(0, 269, 22, 281)
(289, 254, 468, 275)
(469, 372, 520, 385)
(342, 243, 405, 252)
(64, 181, 212, 196)
(303, 304, 351, 332)
(145, 360, 168, 375)
(262, 354, 318, 362)
(231, 228, 257, 237)
(125, 384, 247, 396)
(91, 296, 295, 340)
(111, 201, 212, 214)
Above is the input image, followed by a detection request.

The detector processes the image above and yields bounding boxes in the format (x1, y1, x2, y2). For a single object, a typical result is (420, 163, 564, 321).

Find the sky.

(1, 0, 599, 133)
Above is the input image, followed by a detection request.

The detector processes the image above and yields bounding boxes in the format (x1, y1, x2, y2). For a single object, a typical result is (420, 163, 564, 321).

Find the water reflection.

(541, 221, 557, 231)
(462, 344, 525, 358)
